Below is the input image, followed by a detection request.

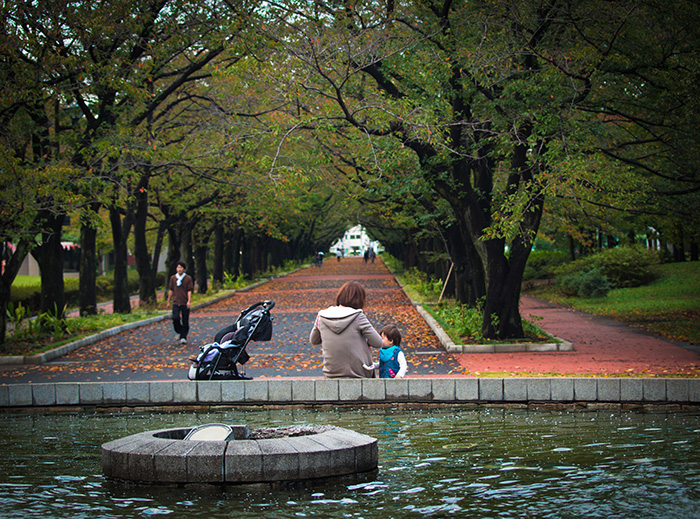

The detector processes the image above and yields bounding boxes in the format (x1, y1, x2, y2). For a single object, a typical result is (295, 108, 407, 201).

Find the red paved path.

(453, 295, 700, 376)
(5, 257, 699, 381)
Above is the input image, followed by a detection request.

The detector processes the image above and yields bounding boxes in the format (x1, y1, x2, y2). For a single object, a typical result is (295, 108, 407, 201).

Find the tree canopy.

(1, 0, 698, 346)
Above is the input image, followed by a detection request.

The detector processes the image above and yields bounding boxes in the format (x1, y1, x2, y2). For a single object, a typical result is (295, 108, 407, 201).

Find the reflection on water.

(1, 406, 699, 518)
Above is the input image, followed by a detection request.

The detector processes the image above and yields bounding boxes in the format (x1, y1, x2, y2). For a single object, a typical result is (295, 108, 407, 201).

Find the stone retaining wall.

(2, 377, 699, 409)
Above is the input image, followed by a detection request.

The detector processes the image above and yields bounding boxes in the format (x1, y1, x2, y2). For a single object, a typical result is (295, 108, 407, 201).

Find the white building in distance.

(329, 225, 383, 256)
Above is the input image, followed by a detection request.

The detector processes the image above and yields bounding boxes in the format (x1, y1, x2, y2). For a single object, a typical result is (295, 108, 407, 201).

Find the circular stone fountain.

(101, 424, 378, 485)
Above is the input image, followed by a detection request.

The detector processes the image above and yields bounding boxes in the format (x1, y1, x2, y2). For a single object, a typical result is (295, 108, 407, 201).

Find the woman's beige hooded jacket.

(310, 305, 383, 378)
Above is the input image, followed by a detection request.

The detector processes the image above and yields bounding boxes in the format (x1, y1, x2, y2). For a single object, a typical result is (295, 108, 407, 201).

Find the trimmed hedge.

(555, 246, 661, 290)
(9, 270, 164, 315)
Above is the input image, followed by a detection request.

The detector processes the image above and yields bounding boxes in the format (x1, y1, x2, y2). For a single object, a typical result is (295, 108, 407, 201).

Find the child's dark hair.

(379, 324, 401, 347)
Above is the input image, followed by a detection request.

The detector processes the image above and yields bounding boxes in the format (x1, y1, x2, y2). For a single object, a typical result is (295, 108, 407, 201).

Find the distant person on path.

(336, 249, 342, 262)
(166, 261, 193, 345)
(310, 281, 383, 378)
(364, 324, 408, 378)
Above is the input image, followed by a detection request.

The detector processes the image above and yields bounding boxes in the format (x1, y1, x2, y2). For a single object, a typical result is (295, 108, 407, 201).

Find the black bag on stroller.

(188, 300, 274, 381)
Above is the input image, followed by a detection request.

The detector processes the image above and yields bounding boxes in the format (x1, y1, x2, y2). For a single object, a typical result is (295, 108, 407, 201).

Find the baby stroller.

(188, 300, 274, 381)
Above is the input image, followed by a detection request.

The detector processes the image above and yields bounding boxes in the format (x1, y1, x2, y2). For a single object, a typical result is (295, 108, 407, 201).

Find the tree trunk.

(133, 186, 157, 305)
(213, 225, 224, 288)
(183, 225, 195, 281)
(0, 239, 32, 347)
(79, 203, 100, 316)
(109, 205, 133, 314)
(166, 223, 183, 278)
(195, 243, 208, 294)
(32, 211, 66, 318)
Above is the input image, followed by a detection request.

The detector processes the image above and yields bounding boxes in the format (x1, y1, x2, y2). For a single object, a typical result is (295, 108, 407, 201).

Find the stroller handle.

(242, 300, 275, 313)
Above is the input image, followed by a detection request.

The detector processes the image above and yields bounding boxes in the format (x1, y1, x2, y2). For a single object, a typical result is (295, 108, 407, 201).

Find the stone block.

(338, 379, 362, 401)
(503, 379, 527, 402)
(665, 379, 689, 403)
(225, 440, 264, 483)
(292, 379, 316, 402)
(312, 430, 357, 475)
(197, 380, 222, 403)
(527, 343, 558, 352)
(154, 440, 193, 483)
(494, 344, 526, 353)
(408, 378, 432, 401)
(597, 378, 620, 402)
(362, 379, 385, 401)
(573, 378, 597, 401)
(149, 382, 174, 404)
(127, 439, 159, 482)
(268, 379, 293, 402)
(620, 378, 643, 402)
(527, 379, 551, 401)
(103, 383, 127, 404)
(343, 430, 378, 473)
(173, 381, 197, 403)
(642, 378, 666, 402)
(431, 379, 455, 401)
(479, 379, 503, 401)
(257, 438, 299, 481)
(126, 382, 150, 404)
(244, 380, 268, 402)
(385, 378, 408, 400)
(284, 435, 331, 480)
(0, 385, 8, 407)
(8, 384, 32, 406)
(220, 381, 244, 402)
(550, 378, 574, 401)
(101, 434, 146, 479)
(32, 384, 56, 406)
(187, 441, 227, 483)
(80, 383, 103, 405)
(56, 383, 79, 405)
(557, 340, 574, 352)
(455, 379, 478, 401)
(315, 380, 339, 401)
(689, 379, 700, 403)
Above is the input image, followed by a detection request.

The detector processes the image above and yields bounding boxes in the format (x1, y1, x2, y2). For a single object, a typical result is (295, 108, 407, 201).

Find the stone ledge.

(414, 305, 573, 353)
(3, 377, 700, 409)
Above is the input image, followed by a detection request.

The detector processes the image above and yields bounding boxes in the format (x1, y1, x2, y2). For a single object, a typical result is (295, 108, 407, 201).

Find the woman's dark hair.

(335, 281, 366, 309)
(177, 261, 187, 269)
(379, 324, 401, 347)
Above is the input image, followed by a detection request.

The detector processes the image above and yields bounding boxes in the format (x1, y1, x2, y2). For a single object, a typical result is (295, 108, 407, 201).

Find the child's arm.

(395, 350, 408, 378)
(362, 361, 379, 371)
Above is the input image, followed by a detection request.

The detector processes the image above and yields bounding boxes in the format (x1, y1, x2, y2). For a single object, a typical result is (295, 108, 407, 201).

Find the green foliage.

(524, 250, 571, 281)
(402, 268, 443, 301)
(555, 246, 660, 289)
(557, 268, 611, 298)
(11, 271, 141, 316)
(426, 299, 552, 344)
(431, 302, 486, 342)
(6, 302, 71, 343)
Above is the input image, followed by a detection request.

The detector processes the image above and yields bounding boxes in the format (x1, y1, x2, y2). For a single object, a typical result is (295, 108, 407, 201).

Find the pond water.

(1, 406, 699, 518)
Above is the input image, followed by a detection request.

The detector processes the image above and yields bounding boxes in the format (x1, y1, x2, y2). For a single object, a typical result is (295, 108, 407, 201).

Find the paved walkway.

(1, 257, 698, 384)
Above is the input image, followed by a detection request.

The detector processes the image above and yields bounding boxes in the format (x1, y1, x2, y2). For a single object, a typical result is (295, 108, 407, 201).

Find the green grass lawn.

(526, 261, 700, 345)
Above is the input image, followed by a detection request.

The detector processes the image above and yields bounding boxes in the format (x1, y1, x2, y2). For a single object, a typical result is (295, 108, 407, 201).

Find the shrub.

(402, 267, 443, 300)
(557, 268, 611, 298)
(523, 250, 570, 281)
(555, 246, 660, 289)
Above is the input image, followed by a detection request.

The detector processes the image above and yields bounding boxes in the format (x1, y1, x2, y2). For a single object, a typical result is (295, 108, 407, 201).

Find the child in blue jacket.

(364, 324, 407, 378)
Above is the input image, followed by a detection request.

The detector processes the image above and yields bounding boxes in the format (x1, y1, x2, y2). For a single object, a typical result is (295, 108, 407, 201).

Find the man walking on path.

(166, 261, 193, 345)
